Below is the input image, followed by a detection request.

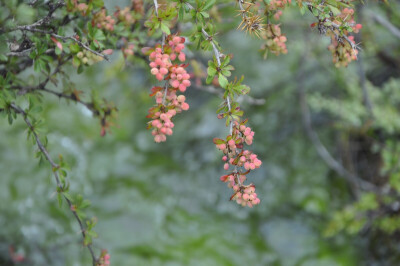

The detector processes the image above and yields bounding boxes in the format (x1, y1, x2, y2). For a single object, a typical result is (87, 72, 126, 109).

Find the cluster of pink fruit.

(146, 35, 191, 143)
(149, 36, 191, 92)
(214, 120, 262, 207)
(93, 8, 116, 31)
(268, 0, 291, 9)
(262, 24, 288, 56)
(338, 8, 363, 33)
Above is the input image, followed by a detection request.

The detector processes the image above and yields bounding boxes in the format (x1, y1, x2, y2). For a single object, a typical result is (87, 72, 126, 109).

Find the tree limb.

(296, 59, 378, 195)
(369, 12, 400, 40)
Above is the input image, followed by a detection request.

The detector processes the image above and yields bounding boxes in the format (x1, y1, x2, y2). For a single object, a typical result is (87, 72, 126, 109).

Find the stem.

(153, 0, 159, 17)
(162, 81, 168, 105)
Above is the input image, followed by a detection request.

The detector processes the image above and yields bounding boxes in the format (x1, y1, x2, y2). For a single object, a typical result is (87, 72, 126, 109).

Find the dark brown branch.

(296, 59, 378, 195)
(9, 103, 97, 266)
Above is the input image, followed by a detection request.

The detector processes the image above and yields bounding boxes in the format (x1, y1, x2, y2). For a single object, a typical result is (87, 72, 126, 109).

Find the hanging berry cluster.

(214, 120, 262, 207)
(146, 35, 191, 143)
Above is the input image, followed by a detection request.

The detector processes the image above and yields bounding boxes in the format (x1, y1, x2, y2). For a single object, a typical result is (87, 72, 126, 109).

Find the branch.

(296, 59, 378, 195)
(5, 20, 109, 61)
(17, 28, 109, 61)
(369, 12, 400, 40)
(356, 5, 374, 118)
(9, 103, 98, 266)
(153, 0, 159, 17)
(11, 57, 95, 113)
(6, 48, 34, 57)
(1, 1, 64, 34)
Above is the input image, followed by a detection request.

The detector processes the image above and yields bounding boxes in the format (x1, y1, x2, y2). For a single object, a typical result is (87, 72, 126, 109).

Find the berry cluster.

(335, 8, 362, 33)
(75, 50, 105, 66)
(97, 250, 110, 266)
(328, 35, 358, 67)
(146, 35, 191, 142)
(214, 120, 262, 207)
(233, 185, 260, 207)
(131, 0, 144, 15)
(219, 175, 260, 206)
(268, 0, 291, 10)
(260, 24, 288, 58)
(122, 42, 135, 58)
(93, 8, 116, 31)
(324, 7, 362, 67)
(148, 36, 189, 91)
(264, 0, 291, 21)
(76, 3, 89, 16)
(114, 7, 135, 26)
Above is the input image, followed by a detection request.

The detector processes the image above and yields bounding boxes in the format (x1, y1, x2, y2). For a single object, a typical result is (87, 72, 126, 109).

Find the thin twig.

(7, 27, 109, 61)
(201, 28, 222, 66)
(162, 81, 168, 105)
(153, 0, 159, 17)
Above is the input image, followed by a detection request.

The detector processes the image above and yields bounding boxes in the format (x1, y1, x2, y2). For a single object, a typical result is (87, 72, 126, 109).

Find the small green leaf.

(160, 23, 171, 35)
(218, 74, 228, 88)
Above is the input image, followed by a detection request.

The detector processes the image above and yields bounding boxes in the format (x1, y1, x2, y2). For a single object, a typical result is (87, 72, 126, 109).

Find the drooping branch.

(9, 103, 98, 266)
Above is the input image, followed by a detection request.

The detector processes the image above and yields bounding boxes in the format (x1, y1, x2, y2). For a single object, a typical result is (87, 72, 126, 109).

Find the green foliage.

(1, 0, 400, 264)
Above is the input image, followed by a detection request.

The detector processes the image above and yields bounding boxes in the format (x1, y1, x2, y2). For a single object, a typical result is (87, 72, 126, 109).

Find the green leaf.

(213, 138, 225, 144)
(160, 23, 171, 35)
(207, 66, 217, 77)
(206, 75, 214, 84)
(92, 0, 104, 8)
(218, 74, 228, 88)
(178, 7, 184, 21)
(328, 5, 341, 16)
(203, 0, 216, 11)
(70, 43, 80, 54)
(94, 29, 106, 41)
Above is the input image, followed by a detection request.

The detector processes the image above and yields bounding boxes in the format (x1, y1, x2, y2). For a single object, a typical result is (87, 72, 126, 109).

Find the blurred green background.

(1, 0, 400, 265)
